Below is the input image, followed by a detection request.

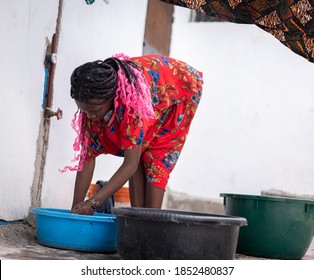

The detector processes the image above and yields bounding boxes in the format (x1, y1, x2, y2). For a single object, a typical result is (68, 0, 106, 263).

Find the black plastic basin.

(111, 207, 247, 260)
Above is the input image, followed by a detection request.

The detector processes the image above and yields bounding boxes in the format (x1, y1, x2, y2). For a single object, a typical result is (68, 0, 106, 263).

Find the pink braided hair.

(112, 53, 154, 123)
(59, 110, 89, 172)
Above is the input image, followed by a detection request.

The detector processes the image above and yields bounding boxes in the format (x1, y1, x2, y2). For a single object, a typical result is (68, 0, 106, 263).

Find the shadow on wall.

(163, 188, 225, 214)
(162, 188, 314, 214)
(261, 189, 314, 200)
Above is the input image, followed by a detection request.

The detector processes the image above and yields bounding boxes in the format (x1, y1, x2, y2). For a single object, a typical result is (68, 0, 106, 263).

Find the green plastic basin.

(220, 193, 314, 259)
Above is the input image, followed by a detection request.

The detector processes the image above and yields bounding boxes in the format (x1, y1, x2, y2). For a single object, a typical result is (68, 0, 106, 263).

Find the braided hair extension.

(70, 53, 154, 119)
(110, 54, 154, 122)
(60, 54, 154, 172)
(70, 60, 118, 104)
(59, 110, 90, 172)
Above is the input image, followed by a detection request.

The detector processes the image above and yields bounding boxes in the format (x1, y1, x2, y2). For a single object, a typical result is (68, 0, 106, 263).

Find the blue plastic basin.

(32, 208, 117, 253)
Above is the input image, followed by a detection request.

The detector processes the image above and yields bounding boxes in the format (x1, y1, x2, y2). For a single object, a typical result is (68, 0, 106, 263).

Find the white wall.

(167, 7, 314, 200)
(1, 1, 314, 220)
(0, 0, 59, 220)
(0, 0, 148, 220)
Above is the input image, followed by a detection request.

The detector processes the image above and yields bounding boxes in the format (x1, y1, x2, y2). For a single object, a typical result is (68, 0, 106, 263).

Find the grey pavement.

(0, 221, 313, 260)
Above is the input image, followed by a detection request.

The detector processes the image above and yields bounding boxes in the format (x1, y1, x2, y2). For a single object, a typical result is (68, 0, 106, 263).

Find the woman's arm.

(93, 145, 142, 202)
(71, 158, 95, 209)
(71, 145, 142, 215)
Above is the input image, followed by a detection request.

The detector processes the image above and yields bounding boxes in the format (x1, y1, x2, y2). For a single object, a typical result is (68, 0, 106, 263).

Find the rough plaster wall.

(0, 0, 59, 220)
(168, 7, 314, 200)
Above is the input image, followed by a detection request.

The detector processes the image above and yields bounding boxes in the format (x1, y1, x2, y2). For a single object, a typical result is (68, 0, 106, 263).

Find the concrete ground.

(1, 189, 314, 260)
(0, 215, 313, 260)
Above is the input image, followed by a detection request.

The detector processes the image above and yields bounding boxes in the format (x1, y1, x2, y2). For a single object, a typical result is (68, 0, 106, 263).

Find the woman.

(62, 54, 203, 215)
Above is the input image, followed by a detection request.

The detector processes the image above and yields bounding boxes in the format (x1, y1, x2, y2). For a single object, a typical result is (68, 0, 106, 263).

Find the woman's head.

(70, 55, 154, 121)
(70, 60, 118, 105)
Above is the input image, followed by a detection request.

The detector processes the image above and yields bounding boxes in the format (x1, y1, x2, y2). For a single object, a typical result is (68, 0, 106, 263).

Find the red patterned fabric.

(160, 0, 314, 63)
(85, 55, 203, 189)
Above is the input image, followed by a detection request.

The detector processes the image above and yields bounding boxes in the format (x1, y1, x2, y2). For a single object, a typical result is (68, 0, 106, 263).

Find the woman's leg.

(145, 184, 165, 209)
(129, 162, 165, 208)
(129, 163, 146, 207)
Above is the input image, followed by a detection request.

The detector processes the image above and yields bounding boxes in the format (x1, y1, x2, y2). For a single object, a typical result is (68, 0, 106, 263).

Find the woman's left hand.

(71, 201, 95, 215)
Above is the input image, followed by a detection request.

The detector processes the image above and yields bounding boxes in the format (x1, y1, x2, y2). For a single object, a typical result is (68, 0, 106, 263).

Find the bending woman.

(63, 54, 203, 215)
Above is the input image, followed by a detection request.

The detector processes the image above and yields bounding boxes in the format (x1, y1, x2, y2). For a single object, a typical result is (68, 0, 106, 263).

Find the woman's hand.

(71, 201, 95, 215)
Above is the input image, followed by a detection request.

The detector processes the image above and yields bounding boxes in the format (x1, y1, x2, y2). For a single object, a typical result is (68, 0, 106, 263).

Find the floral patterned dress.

(85, 55, 203, 190)
(160, 0, 314, 63)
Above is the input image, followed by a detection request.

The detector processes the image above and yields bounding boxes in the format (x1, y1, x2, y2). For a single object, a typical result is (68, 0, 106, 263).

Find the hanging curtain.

(160, 0, 314, 63)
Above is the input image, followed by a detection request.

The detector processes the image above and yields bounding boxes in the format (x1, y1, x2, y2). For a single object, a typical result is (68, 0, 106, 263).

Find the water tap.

(44, 107, 63, 120)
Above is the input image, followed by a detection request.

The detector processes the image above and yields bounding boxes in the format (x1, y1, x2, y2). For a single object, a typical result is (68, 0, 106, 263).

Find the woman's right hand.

(71, 201, 95, 215)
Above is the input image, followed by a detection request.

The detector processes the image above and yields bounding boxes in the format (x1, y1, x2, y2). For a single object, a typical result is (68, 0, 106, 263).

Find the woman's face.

(75, 100, 113, 121)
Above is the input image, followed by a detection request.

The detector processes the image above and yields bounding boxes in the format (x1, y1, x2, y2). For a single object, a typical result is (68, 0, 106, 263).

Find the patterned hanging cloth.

(160, 0, 314, 63)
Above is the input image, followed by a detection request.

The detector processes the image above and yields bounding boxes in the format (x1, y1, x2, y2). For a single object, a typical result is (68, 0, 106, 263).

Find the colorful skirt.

(160, 0, 314, 63)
